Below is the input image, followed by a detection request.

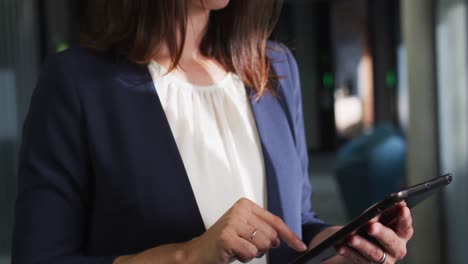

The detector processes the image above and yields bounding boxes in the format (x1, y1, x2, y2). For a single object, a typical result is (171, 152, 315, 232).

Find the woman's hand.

(314, 202, 413, 264)
(183, 198, 308, 264)
(113, 198, 306, 264)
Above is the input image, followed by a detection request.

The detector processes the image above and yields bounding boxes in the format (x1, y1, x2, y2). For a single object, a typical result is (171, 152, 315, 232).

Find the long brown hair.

(83, 0, 284, 96)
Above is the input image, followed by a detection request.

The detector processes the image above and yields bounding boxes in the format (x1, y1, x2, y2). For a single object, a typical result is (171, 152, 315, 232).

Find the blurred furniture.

(336, 123, 406, 219)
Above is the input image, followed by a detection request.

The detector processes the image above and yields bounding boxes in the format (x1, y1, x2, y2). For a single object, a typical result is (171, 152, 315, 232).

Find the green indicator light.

(323, 72, 334, 89)
(386, 71, 397, 88)
(56, 42, 69, 53)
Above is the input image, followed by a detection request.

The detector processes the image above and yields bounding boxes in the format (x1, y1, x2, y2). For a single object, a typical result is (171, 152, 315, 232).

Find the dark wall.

(1, 0, 42, 257)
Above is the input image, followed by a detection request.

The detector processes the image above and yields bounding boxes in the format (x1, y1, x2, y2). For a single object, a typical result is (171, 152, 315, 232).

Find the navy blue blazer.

(12, 42, 329, 264)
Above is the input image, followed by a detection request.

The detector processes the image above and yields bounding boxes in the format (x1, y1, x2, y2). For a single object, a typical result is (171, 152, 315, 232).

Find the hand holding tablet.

(291, 174, 453, 264)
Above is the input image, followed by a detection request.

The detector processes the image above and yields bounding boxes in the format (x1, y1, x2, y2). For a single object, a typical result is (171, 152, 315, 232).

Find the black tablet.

(290, 173, 453, 264)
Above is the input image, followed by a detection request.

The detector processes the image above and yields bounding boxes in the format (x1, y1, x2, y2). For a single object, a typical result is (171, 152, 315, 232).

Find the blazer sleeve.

(12, 54, 118, 264)
(281, 45, 332, 244)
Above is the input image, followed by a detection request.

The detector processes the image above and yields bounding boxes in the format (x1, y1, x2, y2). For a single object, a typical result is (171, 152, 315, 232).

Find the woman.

(12, 0, 413, 263)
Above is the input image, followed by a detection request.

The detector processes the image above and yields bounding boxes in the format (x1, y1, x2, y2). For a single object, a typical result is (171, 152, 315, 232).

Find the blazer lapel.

(250, 91, 286, 220)
(115, 60, 207, 239)
(249, 79, 305, 261)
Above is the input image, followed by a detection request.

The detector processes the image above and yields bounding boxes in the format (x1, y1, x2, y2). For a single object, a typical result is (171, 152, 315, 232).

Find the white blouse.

(148, 61, 268, 264)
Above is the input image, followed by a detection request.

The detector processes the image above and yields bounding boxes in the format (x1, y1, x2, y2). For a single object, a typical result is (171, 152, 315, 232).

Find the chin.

(195, 0, 230, 10)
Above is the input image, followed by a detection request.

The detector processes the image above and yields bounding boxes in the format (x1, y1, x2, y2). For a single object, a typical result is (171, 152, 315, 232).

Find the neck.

(182, 5, 210, 60)
(154, 5, 210, 65)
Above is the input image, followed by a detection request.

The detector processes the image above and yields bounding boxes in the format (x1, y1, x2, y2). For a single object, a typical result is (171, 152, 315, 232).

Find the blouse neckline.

(149, 60, 233, 92)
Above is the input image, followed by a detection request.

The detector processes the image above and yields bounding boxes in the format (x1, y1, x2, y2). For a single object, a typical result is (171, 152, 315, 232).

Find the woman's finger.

(248, 229, 275, 253)
(394, 205, 413, 240)
(231, 236, 259, 263)
(368, 222, 407, 259)
(236, 222, 258, 242)
(337, 246, 370, 264)
(246, 212, 280, 248)
(247, 201, 306, 252)
(234, 217, 273, 253)
(348, 235, 389, 263)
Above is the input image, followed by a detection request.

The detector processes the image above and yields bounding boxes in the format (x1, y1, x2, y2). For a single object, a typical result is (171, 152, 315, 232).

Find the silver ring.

(248, 229, 257, 242)
(373, 252, 386, 264)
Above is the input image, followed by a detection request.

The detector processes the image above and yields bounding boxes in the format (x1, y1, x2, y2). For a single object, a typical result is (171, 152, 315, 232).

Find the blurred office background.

(1, 0, 467, 263)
